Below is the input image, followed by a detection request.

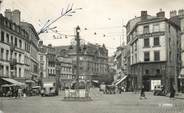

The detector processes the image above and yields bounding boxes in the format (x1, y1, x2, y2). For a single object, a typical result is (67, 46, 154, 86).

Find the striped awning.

(2, 78, 25, 86)
(115, 76, 127, 86)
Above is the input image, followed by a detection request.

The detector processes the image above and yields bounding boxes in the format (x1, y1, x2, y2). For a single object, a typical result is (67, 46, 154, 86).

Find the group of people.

(0, 86, 27, 98)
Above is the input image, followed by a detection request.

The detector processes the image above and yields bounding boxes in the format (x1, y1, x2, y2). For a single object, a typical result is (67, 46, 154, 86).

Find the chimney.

(5, 9, 12, 20)
(178, 9, 184, 17)
(156, 9, 165, 18)
(12, 10, 21, 25)
(141, 11, 147, 20)
(170, 10, 177, 18)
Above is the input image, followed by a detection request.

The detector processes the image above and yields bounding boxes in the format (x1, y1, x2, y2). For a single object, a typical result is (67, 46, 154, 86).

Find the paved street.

(0, 88, 184, 113)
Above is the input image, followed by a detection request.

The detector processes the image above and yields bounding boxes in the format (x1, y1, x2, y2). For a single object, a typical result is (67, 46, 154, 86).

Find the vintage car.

(153, 85, 166, 96)
(41, 82, 57, 96)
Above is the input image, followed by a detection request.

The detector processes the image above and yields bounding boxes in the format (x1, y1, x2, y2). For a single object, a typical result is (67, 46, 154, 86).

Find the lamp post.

(75, 26, 80, 89)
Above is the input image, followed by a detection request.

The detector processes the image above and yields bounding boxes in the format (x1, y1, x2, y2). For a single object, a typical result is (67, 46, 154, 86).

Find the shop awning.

(92, 80, 99, 83)
(25, 80, 35, 83)
(180, 69, 184, 75)
(2, 78, 25, 86)
(115, 76, 127, 86)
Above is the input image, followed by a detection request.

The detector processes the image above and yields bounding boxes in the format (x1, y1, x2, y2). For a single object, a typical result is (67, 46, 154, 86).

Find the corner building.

(126, 10, 180, 91)
(0, 9, 39, 84)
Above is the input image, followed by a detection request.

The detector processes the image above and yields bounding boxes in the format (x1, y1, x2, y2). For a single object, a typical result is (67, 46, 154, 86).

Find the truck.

(41, 82, 58, 96)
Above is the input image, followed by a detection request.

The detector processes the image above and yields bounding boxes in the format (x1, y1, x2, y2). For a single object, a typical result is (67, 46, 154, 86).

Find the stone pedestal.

(63, 89, 92, 101)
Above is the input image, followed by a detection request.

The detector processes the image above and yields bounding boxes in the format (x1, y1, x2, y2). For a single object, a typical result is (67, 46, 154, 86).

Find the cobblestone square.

(1, 89, 184, 113)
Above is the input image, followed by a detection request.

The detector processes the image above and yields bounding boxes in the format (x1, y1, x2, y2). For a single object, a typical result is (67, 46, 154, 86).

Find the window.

(132, 56, 134, 63)
(1, 31, 4, 42)
(145, 69, 149, 74)
(6, 33, 9, 43)
(144, 38, 150, 47)
(169, 51, 172, 61)
(1, 48, 4, 59)
(11, 36, 13, 44)
(131, 46, 134, 53)
(135, 53, 137, 63)
(14, 52, 17, 60)
(15, 67, 17, 77)
(143, 25, 149, 33)
(6, 66, 9, 76)
(19, 68, 21, 77)
(156, 69, 160, 74)
(154, 37, 160, 46)
(153, 23, 160, 32)
(135, 42, 137, 51)
(19, 54, 21, 63)
(6, 50, 9, 60)
(154, 51, 160, 61)
(19, 40, 22, 49)
(144, 52, 150, 61)
(15, 37, 17, 47)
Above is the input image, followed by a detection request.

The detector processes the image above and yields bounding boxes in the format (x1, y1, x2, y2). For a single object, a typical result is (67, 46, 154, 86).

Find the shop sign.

(138, 32, 165, 38)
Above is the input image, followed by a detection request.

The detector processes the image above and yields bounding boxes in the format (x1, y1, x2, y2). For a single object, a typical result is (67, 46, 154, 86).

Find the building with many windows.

(56, 55, 73, 89)
(0, 9, 39, 84)
(20, 22, 39, 81)
(55, 43, 109, 82)
(170, 9, 184, 92)
(126, 10, 181, 91)
(38, 42, 56, 80)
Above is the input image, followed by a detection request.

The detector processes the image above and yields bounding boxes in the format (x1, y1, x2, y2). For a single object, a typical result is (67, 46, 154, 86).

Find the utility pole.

(75, 26, 80, 89)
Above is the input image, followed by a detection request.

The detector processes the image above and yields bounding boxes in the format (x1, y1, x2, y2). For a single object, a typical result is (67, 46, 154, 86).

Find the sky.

(0, 0, 184, 56)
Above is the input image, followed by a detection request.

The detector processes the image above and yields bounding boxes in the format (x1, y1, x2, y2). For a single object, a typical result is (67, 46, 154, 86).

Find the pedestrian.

(170, 85, 175, 99)
(22, 88, 26, 98)
(140, 85, 147, 99)
(18, 88, 22, 98)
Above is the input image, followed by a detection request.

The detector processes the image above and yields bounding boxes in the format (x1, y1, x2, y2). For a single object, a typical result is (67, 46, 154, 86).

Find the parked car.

(153, 85, 166, 96)
(31, 86, 41, 96)
(105, 85, 116, 94)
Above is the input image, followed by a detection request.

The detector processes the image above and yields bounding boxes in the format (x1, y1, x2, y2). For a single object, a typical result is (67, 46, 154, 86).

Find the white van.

(41, 82, 57, 96)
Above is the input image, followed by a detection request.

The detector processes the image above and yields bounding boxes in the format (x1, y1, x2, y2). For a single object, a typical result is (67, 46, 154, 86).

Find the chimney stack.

(170, 10, 177, 18)
(5, 9, 12, 20)
(12, 10, 21, 25)
(178, 9, 184, 17)
(4, 9, 21, 25)
(156, 9, 165, 18)
(141, 11, 147, 20)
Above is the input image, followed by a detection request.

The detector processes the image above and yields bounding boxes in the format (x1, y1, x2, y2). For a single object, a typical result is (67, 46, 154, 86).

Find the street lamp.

(75, 26, 80, 89)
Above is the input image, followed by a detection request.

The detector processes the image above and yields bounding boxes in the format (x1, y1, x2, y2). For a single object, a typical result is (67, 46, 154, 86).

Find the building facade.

(170, 9, 184, 92)
(55, 43, 109, 82)
(126, 10, 181, 91)
(0, 9, 39, 84)
(56, 55, 73, 89)
(20, 22, 39, 81)
(38, 42, 56, 80)
(0, 10, 29, 79)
